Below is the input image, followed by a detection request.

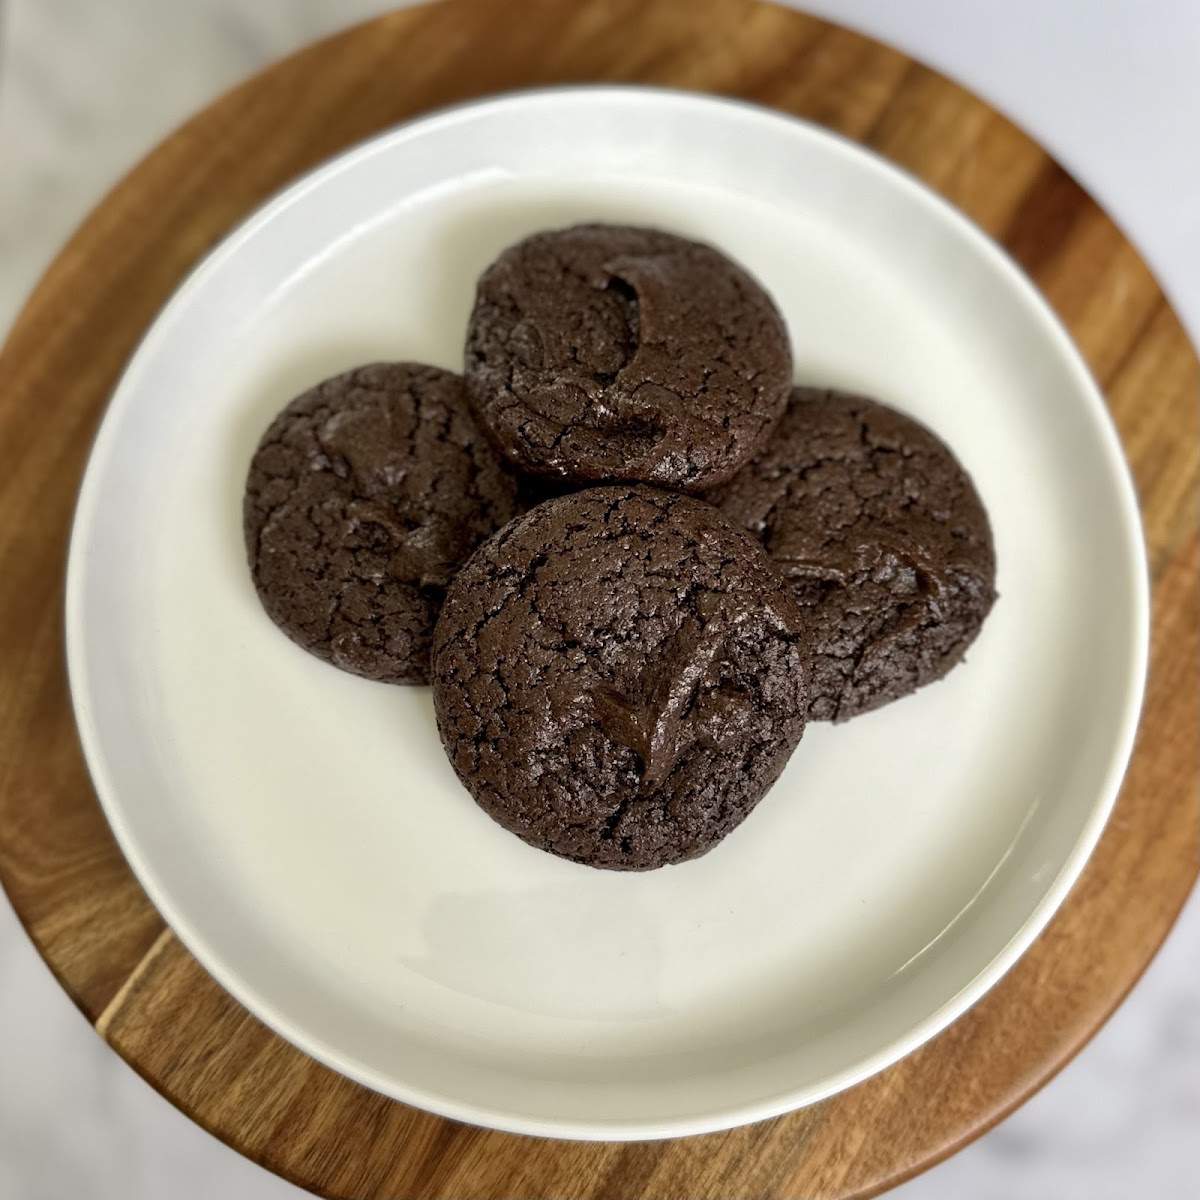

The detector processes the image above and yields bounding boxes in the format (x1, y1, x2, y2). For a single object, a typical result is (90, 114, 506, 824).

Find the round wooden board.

(1, 1, 1197, 1196)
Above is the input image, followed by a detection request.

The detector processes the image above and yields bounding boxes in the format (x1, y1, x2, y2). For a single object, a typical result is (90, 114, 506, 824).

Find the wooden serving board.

(0, 1, 1196, 1196)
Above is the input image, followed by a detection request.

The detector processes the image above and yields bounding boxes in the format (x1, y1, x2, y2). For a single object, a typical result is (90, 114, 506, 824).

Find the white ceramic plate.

(67, 87, 1147, 1140)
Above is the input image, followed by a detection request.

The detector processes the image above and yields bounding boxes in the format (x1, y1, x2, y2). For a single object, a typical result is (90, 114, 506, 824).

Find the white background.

(1, 2, 1197, 1197)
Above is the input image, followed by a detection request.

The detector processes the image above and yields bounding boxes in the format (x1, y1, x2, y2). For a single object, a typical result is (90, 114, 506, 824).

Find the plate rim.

(64, 83, 1150, 1140)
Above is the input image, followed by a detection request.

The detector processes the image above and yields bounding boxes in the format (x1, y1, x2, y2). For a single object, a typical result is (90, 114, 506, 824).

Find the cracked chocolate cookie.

(243, 362, 521, 683)
(464, 224, 793, 492)
(709, 388, 996, 722)
(431, 486, 808, 870)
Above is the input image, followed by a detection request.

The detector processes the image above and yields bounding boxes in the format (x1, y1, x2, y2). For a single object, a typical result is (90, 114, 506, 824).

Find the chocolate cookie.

(431, 487, 808, 871)
(464, 224, 793, 492)
(244, 363, 521, 683)
(710, 388, 996, 722)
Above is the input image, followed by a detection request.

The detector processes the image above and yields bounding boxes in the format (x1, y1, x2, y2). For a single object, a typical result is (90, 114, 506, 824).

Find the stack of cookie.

(244, 224, 996, 870)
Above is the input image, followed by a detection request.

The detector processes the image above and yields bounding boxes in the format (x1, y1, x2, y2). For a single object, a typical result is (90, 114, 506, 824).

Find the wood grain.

(0, 1, 1195, 1197)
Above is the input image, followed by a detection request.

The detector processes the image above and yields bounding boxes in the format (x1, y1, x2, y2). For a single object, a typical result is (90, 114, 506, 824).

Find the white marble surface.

(1, 1, 1198, 1197)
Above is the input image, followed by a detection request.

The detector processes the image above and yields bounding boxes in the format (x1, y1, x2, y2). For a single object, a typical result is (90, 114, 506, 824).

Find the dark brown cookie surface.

(464, 224, 792, 492)
(244, 363, 521, 683)
(431, 487, 808, 870)
(710, 388, 996, 722)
